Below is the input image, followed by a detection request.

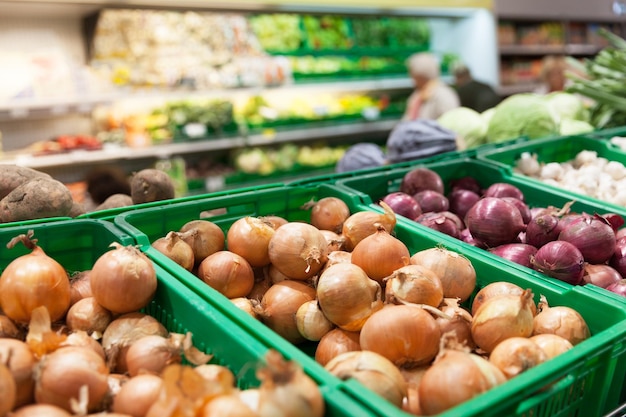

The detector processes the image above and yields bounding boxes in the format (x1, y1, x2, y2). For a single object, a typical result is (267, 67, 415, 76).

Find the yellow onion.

(257, 350, 324, 417)
(471, 289, 536, 353)
(179, 219, 225, 266)
(306, 196, 351, 234)
(65, 297, 112, 337)
(125, 334, 182, 377)
(0, 314, 22, 339)
(201, 394, 257, 417)
(152, 231, 195, 271)
(418, 349, 506, 415)
(112, 373, 163, 417)
(319, 230, 346, 252)
(436, 298, 475, 350)
(342, 201, 396, 251)
(529, 334, 574, 359)
(231, 297, 259, 319)
(0, 338, 35, 407)
(296, 300, 334, 342)
(489, 337, 547, 379)
(35, 346, 109, 412)
(351, 224, 410, 283)
(194, 364, 236, 394)
(197, 251, 255, 299)
(532, 301, 590, 346)
(0, 231, 71, 324)
(69, 270, 92, 306)
(471, 281, 536, 316)
(400, 366, 429, 416)
(316, 263, 383, 332)
(325, 350, 407, 408)
(227, 216, 275, 267)
(0, 361, 16, 416)
(268, 222, 329, 281)
(384, 264, 443, 307)
(10, 404, 72, 417)
(410, 247, 476, 302)
(360, 304, 441, 368)
(322, 250, 352, 271)
(258, 280, 316, 344)
(314, 328, 361, 367)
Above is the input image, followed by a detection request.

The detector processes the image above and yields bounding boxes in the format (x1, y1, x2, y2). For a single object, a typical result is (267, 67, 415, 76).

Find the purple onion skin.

(449, 176, 482, 195)
(616, 229, 626, 242)
(448, 189, 481, 220)
(606, 279, 626, 297)
(610, 240, 626, 278)
(558, 214, 616, 265)
(483, 183, 525, 201)
(603, 213, 625, 232)
(582, 264, 623, 289)
(526, 213, 561, 248)
(531, 240, 585, 285)
(400, 168, 444, 196)
(501, 197, 531, 224)
(413, 190, 449, 213)
(382, 192, 422, 220)
(465, 197, 526, 248)
(460, 228, 487, 248)
(489, 243, 538, 268)
(415, 212, 461, 239)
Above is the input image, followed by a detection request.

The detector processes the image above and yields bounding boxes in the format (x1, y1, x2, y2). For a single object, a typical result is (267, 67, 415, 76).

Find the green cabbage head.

(559, 119, 594, 136)
(545, 92, 588, 123)
(486, 93, 559, 143)
(437, 107, 487, 149)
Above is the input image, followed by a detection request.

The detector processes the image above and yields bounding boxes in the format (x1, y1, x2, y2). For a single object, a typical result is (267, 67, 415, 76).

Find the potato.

(69, 201, 87, 218)
(0, 165, 51, 200)
(130, 169, 175, 204)
(95, 193, 134, 211)
(0, 177, 74, 223)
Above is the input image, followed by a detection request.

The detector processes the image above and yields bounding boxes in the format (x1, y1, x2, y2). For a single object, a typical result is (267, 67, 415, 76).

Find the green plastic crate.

(476, 134, 626, 213)
(0, 219, 370, 417)
(114, 184, 626, 417)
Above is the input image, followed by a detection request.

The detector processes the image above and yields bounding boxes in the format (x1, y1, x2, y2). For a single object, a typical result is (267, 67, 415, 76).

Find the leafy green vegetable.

(559, 119, 595, 136)
(486, 93, 559, 143)
(545, 92, 588, 123)
(437, 107, 487, 149)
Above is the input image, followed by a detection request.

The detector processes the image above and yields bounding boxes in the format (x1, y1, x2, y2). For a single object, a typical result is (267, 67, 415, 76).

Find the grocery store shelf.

(0, 118, 399, 170)
(498, 44, 602, 56)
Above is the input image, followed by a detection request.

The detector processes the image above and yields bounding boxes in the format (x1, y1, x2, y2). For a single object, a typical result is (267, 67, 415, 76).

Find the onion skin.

(296, 300, 334, 342)
(125, 335, 182, 377)
(69, 271, 93, 306)
(179, 220, 225, 266)
(0, 239, 71, 324)
(471, 289, 536, 353)
(558, 214, 616, 264)
(152, 231, 195, 271)
(525, 213, 561, 249)
(350, 225, 410, 283)
(384, 264, 443, 307)
(471, 282, 534, 317)
(489, 243, 538, 269)
(415, 212, 461, 239)
(606, 279, 626, 297)
(316, 263, 383, 332)
(530, 334, 573, 359)
(197, 251, 255, 299)
(501, 197, 531, 224)
(533, 305, 590, 346)
(0, 313, 22, 339)
(410, 248, 476, 302)
(448, 189, 481, 220)
(325, 350, 407, 408)
(530, 241, 585, 285)
(483, 183, 525, 201)
(315, 328, 361, 367)
(10, 404, 73, 417)
(360, 304, 441, 367)
(308, 197, 351, 234)
(437, 299, 475, 350)
(259, 280, 316, 344)
(65, 297, 112, 336)
(227, 217, 275, 267)
(610, 240, 626, 278)
(341, 202, 396, 251)
(381, 192, 422, 220)
(488, 337, 547, 379)
(90, 244, 157, 314)
(112, 374, 163, 417)
(35, 346, 109, 412)
(201, 395, 257, 417)
(582, 264, 623, 289)
(413, 190, 449, 213)
(465, 197, 526, 248)
(0, 362, 16, 416)
(268, 222, 328, 280)
(400, 167, 444, 196)
(450, 176, 483, 195)
(418, 349, 506, 415)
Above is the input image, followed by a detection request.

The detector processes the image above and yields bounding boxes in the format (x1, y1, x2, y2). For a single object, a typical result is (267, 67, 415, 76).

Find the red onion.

(449, 176, 482, 195)
(530, 241, 585, 285)
(525, 212, 561, 249)
(413, 190, 449, 213)
(606, 279, 626, 297)
(483, 183, 525, 201)
(610, 240, 626, 277)
(558, 214, 616, 264)
(582, 264, 623, 289)
(616, 228, 626, 241)
(602, 213, 625, 232)
(381, 192, 422, 220)
(415, 212, 461, 239)
(489, 243, 538, 269)
(447, 189, 480, 220)
(441, 211, 465, 231)
(501, 197, 531, 224)
(460, 228, 486, 248)
(465, 197, 526, 248)
(400, 168, 444, 196)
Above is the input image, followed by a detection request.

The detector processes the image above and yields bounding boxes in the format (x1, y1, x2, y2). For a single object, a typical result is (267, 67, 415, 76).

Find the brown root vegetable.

(0, 177, 73, 223)
(0, 165, 50, 200)
(130, 169, 175, 204)
(95, 193, 134, 211)
(68, 201, 87, 218)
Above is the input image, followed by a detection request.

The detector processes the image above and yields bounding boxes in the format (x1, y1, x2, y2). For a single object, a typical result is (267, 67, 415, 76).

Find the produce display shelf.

(335, 157, 626, 296)
(474, 134, 626, 214)
(113, 184, 626, 417)
(0, 218, 370, 416)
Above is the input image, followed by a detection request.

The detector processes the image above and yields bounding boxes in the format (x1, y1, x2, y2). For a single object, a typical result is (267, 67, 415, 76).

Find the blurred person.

(453, 63, 501, 112)
(534, 55, 569, 94)
(402, 52, 460, 121)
